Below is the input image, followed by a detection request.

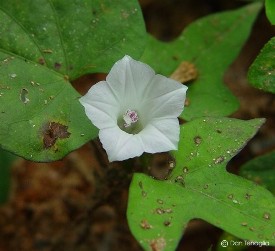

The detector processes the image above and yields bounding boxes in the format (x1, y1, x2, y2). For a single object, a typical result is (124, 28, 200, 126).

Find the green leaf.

(141, 3, 262, 120)
(127, 118, 275, 251)
(0, 55, 98, 161)
(0, 148, 17, 204)
(266, 0, 275, 25)
(248, 37, 275, 93)
(171, 118, 265, 178)
(240, 151, 275, 194)
(0, 0, 146, 78)
(0, 0, 146, 161)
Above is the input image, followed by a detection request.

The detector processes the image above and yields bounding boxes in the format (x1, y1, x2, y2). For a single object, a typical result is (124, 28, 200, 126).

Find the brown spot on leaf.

(263, 212, 271, 220)
(170, 61, 198, 83)
(184, 98, 190, 106)
(54, 62, 62, 70)
(203, 184, 209, 189)
(42, 49, 53, 53)
(38, 58, 45, 65)
(141, 191, 147, 197)
(175, 175, 185, 186)
(150, 237, 166, 251)
(194, 136, 202, 145)
(183, 166, 189, 173)
(245, 193, 252, 200)
(155, 207, 173, 215)
(164, 208, 173, 214)
(227, 194, 234, 200)
(155, 208, 165, 215)
(214, 156, 225, 164)
(140, 219, 152, 230)
(157, 199, 164, 205)
(121, 10, 129, 19)
(43, 122, 71, 149)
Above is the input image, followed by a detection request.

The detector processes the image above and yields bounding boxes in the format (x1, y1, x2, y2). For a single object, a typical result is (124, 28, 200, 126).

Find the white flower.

(79, 55, 188, 162)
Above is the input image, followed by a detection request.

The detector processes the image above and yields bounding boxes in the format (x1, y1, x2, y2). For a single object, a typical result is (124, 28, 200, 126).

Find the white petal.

(99, 126, 144, 161)
(140, 74, 188, 121)
(139, 118, 180, 153)
(106, 55, 155, 110)
(79, 81, 119, 129)
(80, 55, 188, 162)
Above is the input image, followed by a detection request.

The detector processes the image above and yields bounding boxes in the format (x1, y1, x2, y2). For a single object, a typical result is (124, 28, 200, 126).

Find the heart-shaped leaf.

(127, 118, 275, 251)
(141, 3, 262, 120)
(0, 0, 146, 161)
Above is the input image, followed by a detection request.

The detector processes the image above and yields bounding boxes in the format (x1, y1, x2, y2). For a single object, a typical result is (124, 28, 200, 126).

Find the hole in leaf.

(20, 88, 30, 104)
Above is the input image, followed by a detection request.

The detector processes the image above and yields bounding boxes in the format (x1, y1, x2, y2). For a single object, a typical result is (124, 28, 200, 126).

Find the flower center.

(118, 109, 142, 134)
(123, 109, 139, 127)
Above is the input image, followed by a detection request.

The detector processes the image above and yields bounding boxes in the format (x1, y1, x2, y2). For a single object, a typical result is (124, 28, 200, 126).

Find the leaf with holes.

(141, 3, 262, 121)
(0, 0, 146, 161)
(127, 118, 275, 251)
(248, 37, 275, 94)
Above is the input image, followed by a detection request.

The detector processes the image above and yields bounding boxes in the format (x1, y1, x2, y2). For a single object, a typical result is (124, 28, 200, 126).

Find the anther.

(123, 109, 139, 127)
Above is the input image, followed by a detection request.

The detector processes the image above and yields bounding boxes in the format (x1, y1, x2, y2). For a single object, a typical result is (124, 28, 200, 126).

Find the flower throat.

(118, 109, 141, 134)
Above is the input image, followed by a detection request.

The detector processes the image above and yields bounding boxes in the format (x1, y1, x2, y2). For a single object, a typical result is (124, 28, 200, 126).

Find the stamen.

(123, 109, 139, 127)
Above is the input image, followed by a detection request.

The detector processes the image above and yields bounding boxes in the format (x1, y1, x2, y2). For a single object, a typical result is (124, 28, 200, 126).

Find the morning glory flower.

(79, 55, 188, 162)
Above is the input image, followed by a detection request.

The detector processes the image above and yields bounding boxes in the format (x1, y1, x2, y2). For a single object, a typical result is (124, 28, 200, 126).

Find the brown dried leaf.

(170, 61, 198, 83)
